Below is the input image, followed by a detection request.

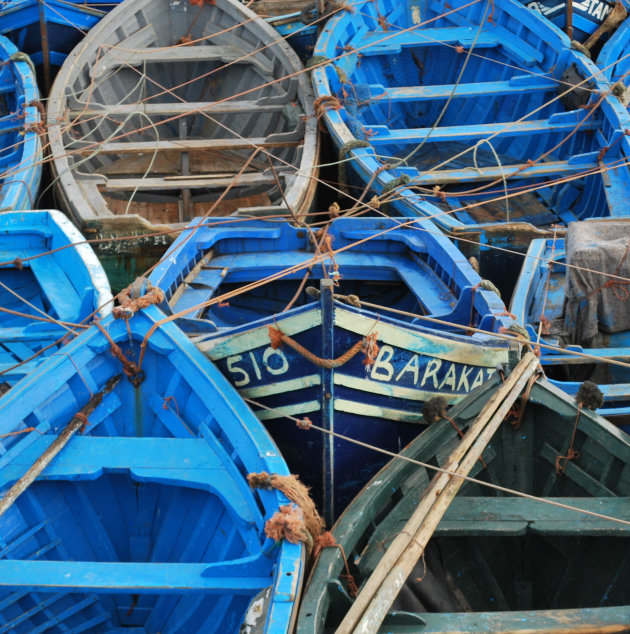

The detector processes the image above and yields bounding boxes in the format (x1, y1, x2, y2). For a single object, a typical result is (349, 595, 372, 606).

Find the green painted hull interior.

(297, 373, 630, 632)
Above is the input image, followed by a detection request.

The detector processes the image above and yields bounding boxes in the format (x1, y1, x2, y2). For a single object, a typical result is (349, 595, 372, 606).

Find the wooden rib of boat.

(47, 0, 319, 290)
(0, 0, 122, 90)
(297, 370, 630, 632)
(0, 209, 112, 389)
(0, 305, 304, 632)
(0, 35, 42, 211)
(149, 216, 516, 522)
(510, 219, 630, 422)
(311, 0, 630, 271)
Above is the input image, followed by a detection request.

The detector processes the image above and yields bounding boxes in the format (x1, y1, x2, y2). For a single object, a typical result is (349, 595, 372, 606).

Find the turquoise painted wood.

(149, 216, 517, 522)
(311, 0, 630, 266)
(0, 305, 304, 632)
(0, 210, 112, 388)
(0, 35, 41, 210)
(297, 372, 630, 632)
(510, 230, 630, 421)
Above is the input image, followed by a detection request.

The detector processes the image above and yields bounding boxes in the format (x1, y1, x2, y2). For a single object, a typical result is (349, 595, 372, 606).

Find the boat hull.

(0, 306, 304, 632)
(297, 373, 630, 632)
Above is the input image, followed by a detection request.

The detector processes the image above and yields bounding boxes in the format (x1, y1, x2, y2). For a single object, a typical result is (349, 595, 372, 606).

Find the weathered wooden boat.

(149, 215, 516, 522)
(0, 209, 112, 389)
(0, 0, 122, 91)
(311, 0, 630, 276)
(510, 219, 630, 421)
(0, 304, 304, 632)
(47, 0, 318, 292)
(297, 366, 630, 632)
(0, 34, 42, 211)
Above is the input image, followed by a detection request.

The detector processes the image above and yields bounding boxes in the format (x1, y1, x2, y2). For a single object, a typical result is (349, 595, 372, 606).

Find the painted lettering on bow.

(224, 347, 290, 387)
(369, 344, 496, 393)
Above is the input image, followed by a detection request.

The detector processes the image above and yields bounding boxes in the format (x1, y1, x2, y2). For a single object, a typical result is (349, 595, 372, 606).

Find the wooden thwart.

(335, 352, 540, 634)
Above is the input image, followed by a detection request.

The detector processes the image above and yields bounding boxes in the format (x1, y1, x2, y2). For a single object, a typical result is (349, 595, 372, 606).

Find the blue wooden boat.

(149, 216, 516, 522)
(0, 209, 112, 388)
(0, 0, 122, 90)
(0, 305, 304, 632)
(511, 219, 630, 421)
(311, 0, 630, 271)
(297, 370, 630, 632)
(0, 34, 41, 211)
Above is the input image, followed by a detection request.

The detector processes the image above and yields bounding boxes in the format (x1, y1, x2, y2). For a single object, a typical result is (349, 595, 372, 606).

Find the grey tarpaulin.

(561, 220, 630, 345)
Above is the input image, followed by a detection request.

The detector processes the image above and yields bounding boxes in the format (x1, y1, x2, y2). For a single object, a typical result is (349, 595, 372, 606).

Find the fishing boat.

(0, 209, 112, 389)
(311, 0, 630, 276)
(297, 364, 630, 632)
(0, 0, 122, 91)
(47, 0, 318, 291)
(149, 215, 517, 522)
(510, 219, 630, 421)
(0, 304, 305, 632)
(0, 34, 42, 211)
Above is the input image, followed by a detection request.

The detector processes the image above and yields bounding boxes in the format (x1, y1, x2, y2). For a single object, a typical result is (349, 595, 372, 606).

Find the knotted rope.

(94, 319, 144, 386)
(313, 531, 359, 597)
(113, 277, 165, 320)
(268, 325, 372, 369)
(338, 140, 371, 195)
(555, 381, 603, 474)
(248, 471, 325, 558)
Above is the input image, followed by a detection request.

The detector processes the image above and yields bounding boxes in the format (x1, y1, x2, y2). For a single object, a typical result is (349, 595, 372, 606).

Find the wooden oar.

(335, 352, 540, 634)
(0, 374, 121, 519)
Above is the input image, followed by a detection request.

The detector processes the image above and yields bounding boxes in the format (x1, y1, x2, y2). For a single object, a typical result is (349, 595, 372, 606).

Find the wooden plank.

(92, 44, 272, 78)
(437, 496, 630, 535)
(358, 27, 542, 65)
(74, 137, 300, 155)
(407, 159, 600, 186)
(363, 76, 556, 103)
(68, 100, 285, 117)
(336, 352, 540, 634)
(0, 560, 270, 594)
(101, 173, 279, 191)
(368, 116, 601, 146)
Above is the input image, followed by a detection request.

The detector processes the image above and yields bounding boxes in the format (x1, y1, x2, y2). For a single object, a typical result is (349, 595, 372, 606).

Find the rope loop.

(381, 174, 410, 196)
(73, 412, 90, 434)
(267, 325, 367, 369)
(94, 318, 145, 386)
(114, 277, 165, 320)
(338, 140, 371, 195)
(313, 531, 359, 597)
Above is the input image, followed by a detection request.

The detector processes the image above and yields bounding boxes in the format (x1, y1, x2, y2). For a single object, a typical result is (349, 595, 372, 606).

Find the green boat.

(297, 369, 630, 633)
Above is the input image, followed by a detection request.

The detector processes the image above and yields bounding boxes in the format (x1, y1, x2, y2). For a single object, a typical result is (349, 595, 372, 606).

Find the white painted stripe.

(254, 401, 321, 421)
(240, 374, 321, 398)
(333, 373, 462, 404)
(335, 398, 426, 423)
(334, 307, 510, 366)
(197, 307, 322, 358)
